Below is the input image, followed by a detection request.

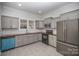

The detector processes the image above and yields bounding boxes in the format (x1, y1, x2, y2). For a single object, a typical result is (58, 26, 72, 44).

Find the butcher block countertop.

(0, 31, 57, 38)
(0, 32, 42, 38)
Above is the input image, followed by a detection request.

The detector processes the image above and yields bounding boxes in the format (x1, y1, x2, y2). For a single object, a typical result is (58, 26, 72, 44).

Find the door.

(57, 21, 65, 41)
(66, 19, 79, 45)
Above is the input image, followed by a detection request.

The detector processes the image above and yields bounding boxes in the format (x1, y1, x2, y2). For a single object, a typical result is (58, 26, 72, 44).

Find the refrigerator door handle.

(65, 24, 67, 41)
(64, 23, 67, 41)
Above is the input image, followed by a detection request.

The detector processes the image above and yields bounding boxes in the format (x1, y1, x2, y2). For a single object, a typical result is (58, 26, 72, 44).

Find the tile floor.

(1, 42, 62, 56)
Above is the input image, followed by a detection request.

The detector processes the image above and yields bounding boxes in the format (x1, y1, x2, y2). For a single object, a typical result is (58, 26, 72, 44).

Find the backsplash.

(2, 29, 26, 35)
(2, 29, 43, 35)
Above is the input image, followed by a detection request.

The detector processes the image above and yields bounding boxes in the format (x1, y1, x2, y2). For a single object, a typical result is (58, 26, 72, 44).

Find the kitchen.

(0, 2, 79, 56)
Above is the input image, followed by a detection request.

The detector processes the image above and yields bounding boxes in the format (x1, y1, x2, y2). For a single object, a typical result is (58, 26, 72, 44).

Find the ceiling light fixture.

(18, 3, 22, 6)
(38, 10, 42, 14)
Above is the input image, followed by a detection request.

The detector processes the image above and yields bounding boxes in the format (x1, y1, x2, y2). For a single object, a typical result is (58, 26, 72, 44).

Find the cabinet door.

(29, 20, 34, 29)
(36, 34, 42, 41)
(66, 20, 79, 45)
(26, 34, 38, 43)
(15, 35, 26, 47)
(29, 34, 35, 43)
(49, 35, 54, 46)
(22, 35, 31, 45)
(53, 36, 57, 47)
(11, 17, 19, 28)
(15, 35, 33, 47)
(0, 16, 1, 29)
(16, 36, 23, 47)
(32, 34, 39, 42)
(20, 19, 27, 29)
(15, 34, 42, 47)
(1, 16, 18, 29)
(49, 35, 57, 47)
(57, 21, 65, 41)
(1, 16, 11, 29)
(39, 21, 44, 29)
(36, 21, 44, 29)
(35, 21, 39, 29)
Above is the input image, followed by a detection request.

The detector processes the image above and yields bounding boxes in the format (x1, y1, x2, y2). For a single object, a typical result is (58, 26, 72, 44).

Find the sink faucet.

(26, 29, 28, 32)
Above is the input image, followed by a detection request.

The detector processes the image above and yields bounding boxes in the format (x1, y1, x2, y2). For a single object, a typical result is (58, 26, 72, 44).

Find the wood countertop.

(0, 32, 42, 38)
(0, 32, 56, 38)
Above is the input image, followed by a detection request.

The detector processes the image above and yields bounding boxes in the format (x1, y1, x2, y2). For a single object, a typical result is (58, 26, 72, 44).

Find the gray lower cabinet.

(57, 41, 79, 56)
(15, 33, 42, 47)
(15, 35, 30, 47)
(49, 35, 57, 47)
(36, 33, 42, 41)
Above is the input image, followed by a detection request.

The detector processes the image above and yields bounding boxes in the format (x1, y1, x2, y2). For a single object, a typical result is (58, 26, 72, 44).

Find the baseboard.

(1, 40, 42, 52)
(48, 44, 56, 48)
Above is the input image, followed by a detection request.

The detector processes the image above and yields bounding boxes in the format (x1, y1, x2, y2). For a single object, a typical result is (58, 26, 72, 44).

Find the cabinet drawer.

(57, 41, 79, 56)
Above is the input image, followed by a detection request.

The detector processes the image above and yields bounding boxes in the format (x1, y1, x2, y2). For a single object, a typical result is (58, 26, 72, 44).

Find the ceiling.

(1, 2, 71, 15)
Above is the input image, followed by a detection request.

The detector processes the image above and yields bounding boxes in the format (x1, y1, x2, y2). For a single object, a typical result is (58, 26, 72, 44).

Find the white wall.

(2, 6, 41, 20)
(1, 5, 42, 34)
(43, 3, 79, 19)
(41, 3, 79, 31)
(2, 3, 79, 34)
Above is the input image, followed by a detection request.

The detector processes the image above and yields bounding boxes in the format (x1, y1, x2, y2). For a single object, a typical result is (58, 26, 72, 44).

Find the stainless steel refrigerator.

(56, 19, 79, 56)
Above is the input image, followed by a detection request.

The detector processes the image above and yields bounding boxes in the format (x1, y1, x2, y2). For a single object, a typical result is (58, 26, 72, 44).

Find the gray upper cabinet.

(36, 33, 42, 41)
(35, 20, 44, 29)
(60, 9, 79, 20)
(1, 15, 19, 29)
(29, 20, 34, 29)
(20, 19, 27, 29)
(43, 17, 53, 29)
